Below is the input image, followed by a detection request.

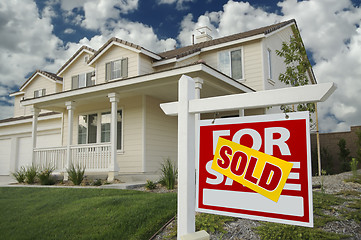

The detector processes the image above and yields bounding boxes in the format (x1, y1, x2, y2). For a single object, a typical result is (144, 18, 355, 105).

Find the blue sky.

(0, 0, 361, 133)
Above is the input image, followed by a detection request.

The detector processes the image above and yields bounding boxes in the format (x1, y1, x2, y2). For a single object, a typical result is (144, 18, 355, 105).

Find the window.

(267, 49, 272, 80)
(78, 110, 123, 150)
(71, 72, 95, 89)
(34, 89, 46, 98)
(105, 58, 128, 81)
(218, 49, 243, 80)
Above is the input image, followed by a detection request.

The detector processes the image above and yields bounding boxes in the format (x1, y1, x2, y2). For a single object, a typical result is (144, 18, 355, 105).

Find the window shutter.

(34, 90, 38, 98)
(86, 72, 93, 86)
(72, 75, 79, 89)
(121, 58, 128, 78)
(41, 89, 46, 96)
(105, 62, 111, 81)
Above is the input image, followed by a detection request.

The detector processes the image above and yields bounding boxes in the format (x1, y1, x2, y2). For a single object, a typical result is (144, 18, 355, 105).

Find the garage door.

(0, 139, 11, 175)
(18, 137, 32, 169)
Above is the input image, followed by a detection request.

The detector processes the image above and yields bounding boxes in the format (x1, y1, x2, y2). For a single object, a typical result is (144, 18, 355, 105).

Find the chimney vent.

(195, 26, 212, 43)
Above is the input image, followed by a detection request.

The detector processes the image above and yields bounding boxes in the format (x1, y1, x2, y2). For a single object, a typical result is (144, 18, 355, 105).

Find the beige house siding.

(138, 54, 154, 75)
(145, 95, 177, 172)
(243, 40, 264, 91)
(24, 75, 58, 99)
(62, 52, 95, 91)
(13, 95, 28, 117)
(94, 45, 138, 84)
(118, 95, 143, 173)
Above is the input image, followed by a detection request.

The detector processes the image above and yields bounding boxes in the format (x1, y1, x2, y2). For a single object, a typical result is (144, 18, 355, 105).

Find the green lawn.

(0, 187, 177, 240)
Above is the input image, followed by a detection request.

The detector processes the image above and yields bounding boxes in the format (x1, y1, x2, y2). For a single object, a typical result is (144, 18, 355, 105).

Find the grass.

(0, 187, 176, 240)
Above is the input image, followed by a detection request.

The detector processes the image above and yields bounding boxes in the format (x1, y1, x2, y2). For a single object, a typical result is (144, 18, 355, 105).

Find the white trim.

(58, 49, 95, 76)
(21, 64, 254, 107)
(142, 95, 146, 172)
(20, 72, 61, 92)
(9, 91, 25, 97)
(152, 57, 177, 67)
(264, 22, 296, 39)
(152, 51, 201, 67)
(88, 41, 161, 66)
(202, 34, 264, 52)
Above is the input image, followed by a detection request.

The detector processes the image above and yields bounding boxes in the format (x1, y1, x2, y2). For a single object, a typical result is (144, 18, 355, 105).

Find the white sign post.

(160, 75, 336, 239)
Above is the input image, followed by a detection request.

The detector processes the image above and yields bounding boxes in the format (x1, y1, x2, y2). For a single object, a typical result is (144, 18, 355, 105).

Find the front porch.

(34, 143, 111, 174)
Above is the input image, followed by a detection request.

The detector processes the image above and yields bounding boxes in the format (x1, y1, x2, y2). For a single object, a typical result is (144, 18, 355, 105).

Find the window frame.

(218, 47, 244, 81)
(77, 108, 124, 151)
(267, 48, 273, 80)
(71, 71, 95, 90)
(34, 89, 46, 98)
(105, 58, 128, 82)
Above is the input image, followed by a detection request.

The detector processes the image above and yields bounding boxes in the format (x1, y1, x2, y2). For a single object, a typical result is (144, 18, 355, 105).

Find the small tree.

(355, 128, 361, 163)
(338, 138, 351, 172)
(276, 25, 315, 115)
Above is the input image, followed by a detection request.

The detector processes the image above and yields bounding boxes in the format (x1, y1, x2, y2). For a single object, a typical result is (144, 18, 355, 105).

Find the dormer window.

(72, 72, 95, 89)
(105, 58, 128, 81)
(218, 48, 243, 80)
(34, 89, 46, 98)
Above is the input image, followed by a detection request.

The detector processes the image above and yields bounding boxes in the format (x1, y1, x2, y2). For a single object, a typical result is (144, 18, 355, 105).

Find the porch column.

(31, 107, 40, 165)
(64, 101, 75, 181)
(108, 93, 120, 182)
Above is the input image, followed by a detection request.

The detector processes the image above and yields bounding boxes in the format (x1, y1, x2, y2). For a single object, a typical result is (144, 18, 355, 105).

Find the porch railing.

(34, 143, 111, 172)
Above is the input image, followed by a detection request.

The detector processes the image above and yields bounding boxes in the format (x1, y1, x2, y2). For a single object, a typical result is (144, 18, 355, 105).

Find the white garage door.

(18, 137, 32, 169)
(0, 139, 11, 175)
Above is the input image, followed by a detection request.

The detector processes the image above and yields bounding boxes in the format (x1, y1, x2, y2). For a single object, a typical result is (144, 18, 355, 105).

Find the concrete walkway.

(0, 175, 145, 189)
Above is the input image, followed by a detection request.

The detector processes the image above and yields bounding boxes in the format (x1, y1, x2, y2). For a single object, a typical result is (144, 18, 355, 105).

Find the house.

(0, 19, 316, 181)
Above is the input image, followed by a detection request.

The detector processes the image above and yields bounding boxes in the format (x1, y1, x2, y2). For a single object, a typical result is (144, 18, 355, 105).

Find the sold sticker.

(212, 137, 293, 202)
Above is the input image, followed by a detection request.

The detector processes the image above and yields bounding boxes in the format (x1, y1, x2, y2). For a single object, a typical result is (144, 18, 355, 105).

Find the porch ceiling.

(21, 63, 254, 112)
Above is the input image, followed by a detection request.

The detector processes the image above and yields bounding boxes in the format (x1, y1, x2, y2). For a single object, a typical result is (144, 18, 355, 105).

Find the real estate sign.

(196, 112, 313, 227)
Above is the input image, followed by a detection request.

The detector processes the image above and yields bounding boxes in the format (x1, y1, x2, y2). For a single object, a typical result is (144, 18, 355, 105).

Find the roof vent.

(195, 26, 212, 44)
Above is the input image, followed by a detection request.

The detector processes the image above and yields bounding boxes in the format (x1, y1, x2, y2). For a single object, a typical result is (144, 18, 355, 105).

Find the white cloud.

(64, 28, 75, 34)
(59, 0, 139, 30)
(157, 0, 195, 10)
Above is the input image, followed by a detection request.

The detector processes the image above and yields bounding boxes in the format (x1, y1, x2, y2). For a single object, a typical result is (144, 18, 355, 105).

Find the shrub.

(38, 166, 55, 185)
(25, 165, 38, 184)
(159, 158, 177, 190)
(145, 180, 157, 190)
(12, 167, 26, 183)
(338, 138, 351, 172)
(67, 163, 85, 185)
(91, 179, 102, 186)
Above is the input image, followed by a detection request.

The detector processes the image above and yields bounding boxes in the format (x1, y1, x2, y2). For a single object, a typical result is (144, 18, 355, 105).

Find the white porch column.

(64, 101, 75, 181)
(31, 107, 40, 165)
(108, 93, 120, 182)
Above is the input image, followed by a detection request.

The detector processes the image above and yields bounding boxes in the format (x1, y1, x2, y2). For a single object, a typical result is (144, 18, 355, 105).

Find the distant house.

(0, 19, 316, 181)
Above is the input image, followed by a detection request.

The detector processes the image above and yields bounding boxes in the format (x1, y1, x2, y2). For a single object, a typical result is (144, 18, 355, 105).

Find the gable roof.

(87, 37, 162, 65)
(157, 19, 296, 60)
(57, 46, 96, 75)
(19, 70, 63, 92)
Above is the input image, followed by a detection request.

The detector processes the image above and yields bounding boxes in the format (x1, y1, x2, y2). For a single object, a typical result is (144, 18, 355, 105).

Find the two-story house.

(0, 19, 316, 181)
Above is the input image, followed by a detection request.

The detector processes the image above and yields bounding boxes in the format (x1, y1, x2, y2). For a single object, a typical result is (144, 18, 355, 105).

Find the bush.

(145, 180, 157, 190)
(338, 138, 351, 172)
(38, 166, 55, 185)
(67, 163, 85, 185)
(25, 165, 38, 184)
(91, 179, 102, 186)
(159, 158, 177, 190)
(12, 167, 26, 183)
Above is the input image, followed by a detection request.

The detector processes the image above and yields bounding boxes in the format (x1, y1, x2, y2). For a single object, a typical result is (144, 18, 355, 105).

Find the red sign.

(196, 112, 313, 227)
